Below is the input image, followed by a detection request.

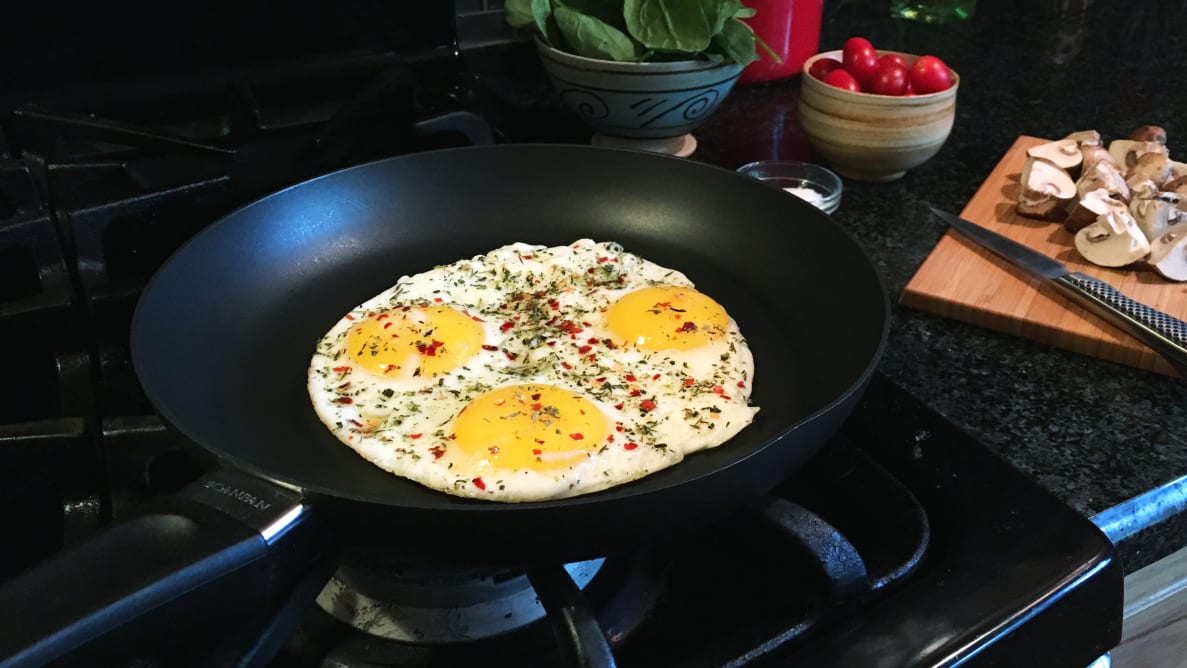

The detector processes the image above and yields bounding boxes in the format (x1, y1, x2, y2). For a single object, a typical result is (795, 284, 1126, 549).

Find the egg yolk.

(452, 384, 608, 471)
(345, 305, 483, 377)
(606, 286, 728, 350)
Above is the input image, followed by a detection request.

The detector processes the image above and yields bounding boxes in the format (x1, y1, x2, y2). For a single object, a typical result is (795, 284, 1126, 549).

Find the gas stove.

(0, 17, 1120, 667)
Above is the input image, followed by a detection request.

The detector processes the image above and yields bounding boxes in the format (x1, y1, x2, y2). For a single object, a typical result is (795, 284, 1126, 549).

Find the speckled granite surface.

(465, 1, 1187, 572)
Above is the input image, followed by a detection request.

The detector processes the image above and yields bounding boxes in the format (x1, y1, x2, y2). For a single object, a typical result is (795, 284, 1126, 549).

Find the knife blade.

(929, 206, 1187, 376)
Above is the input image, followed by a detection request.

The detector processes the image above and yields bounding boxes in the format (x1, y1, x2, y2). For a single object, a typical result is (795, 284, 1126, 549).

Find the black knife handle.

(1054, 272, 1187, 375)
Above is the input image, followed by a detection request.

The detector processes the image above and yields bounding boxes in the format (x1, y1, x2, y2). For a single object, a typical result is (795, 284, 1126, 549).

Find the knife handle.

(1053, 272, 1187, 375)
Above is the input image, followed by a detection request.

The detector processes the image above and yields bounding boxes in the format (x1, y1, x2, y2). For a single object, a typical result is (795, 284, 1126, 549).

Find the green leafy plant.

(505, 0, 778, 66)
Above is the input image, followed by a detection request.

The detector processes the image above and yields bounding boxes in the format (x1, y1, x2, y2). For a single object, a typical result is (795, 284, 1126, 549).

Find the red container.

(739, 0, 823, 83)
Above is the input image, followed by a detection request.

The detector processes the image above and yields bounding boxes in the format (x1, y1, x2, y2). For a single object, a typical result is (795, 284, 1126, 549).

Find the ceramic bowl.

(537, 41, 744, 155)
(798, 50, 959, 182)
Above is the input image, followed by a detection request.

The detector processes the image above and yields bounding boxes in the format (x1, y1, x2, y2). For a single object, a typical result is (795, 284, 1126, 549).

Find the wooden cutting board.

(901, 135, 1187, 377)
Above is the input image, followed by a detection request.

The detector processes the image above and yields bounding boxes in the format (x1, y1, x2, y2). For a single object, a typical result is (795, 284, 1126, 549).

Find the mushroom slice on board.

(1017, 156, 1077, 220)
(1026, 138, 1085, 172)
(1065, 188, 1118, 233)
(1132, 196, 1177, 243)
(1074, 199, 1151, 267)
(1077, 160, 1131, 203)
(1108, 139, 1168, 170)
(1127, 152, 1173, 188)
(1148, 223, 1187, 281)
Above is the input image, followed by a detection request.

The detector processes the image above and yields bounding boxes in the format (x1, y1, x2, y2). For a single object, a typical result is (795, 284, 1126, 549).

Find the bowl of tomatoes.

(798, 37, 959, 182)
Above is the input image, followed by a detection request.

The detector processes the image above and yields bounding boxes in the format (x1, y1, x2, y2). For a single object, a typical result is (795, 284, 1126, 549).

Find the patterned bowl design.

(537, 41, 744, 140)
(798, 50, 959, 182)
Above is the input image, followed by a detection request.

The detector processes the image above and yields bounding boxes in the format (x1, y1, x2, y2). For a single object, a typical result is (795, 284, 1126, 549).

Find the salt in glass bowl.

(736, 160, 843, 214)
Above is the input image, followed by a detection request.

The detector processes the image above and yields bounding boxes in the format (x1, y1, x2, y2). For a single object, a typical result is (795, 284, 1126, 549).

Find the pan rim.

(131, 143, 890, 512)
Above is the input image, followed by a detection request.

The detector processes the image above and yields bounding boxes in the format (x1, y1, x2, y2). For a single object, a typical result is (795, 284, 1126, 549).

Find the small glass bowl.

(736, 160, 843, 214)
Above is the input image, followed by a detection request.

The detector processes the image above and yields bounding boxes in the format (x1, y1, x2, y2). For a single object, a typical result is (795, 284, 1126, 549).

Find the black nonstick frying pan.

(0, 145, 887, 665)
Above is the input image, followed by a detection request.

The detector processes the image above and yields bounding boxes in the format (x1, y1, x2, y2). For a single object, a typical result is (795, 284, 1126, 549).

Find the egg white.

(308, 240, 759, 502)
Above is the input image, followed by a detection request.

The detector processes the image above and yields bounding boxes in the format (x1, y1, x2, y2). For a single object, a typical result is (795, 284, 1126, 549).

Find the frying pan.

(0, 144, 887, 665)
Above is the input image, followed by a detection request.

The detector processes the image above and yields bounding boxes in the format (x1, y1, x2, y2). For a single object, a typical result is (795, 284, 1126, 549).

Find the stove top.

(0, 36, 1121, 667)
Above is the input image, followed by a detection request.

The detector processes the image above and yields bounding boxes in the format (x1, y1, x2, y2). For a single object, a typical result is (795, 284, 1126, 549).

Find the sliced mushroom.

(1132, 196, 1177, 242)
(1082, 145, 1118, 172)
(1026, 138, 1084, 172)
(1163, 174, 1187, 195)
(1147, 222, 1187, 281)
(1065, 188, 1116, 233)
(1017, 156, 1077, 220)
(1171, 161, 1187, 180)
(1076, 159, 1131, 203)
(1127, 151, 1173, 187)
(1065, 129, 1103, 147)
(1129, 125, 1167, 145)
(1074, 199, 1150, 267)
(1108, 139, 1168, 169)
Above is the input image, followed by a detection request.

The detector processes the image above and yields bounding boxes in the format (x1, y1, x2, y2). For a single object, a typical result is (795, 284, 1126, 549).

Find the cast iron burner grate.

(270, 437, 929, 667)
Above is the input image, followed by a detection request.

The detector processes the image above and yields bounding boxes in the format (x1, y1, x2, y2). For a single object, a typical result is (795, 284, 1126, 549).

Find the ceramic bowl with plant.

(505, 0, 776, 155)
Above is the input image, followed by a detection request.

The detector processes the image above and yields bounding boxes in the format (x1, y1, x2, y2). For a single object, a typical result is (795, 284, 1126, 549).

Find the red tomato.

(909, 55, 953, 94)
(867, 62, 909, 96)
(841, 37, 879, 86)
(877, 53, 906, 69)
(808, 57, 842, 81)
(822, 68, 861, 92)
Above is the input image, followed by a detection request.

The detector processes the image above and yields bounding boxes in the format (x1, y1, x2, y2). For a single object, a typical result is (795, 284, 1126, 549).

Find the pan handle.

(0, 470, 323, 666)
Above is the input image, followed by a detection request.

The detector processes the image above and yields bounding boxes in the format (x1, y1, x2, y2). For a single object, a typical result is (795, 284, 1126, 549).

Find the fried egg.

(308, 240, 758, 502)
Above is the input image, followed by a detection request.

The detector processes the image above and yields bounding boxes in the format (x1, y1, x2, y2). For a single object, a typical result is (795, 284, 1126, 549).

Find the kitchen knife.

(929, 206, 1187, 375)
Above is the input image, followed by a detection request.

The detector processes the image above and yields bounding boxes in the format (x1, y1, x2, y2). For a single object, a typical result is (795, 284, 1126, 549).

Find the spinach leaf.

(562, 0, 626, 28)
(504, 0, 535, 28)
(709, 17, 759, 66)
(531, 0, 560, 45)
(555, 1, 642, 61)
(623, 0, 712, 54)
(704, 0, 753, 35)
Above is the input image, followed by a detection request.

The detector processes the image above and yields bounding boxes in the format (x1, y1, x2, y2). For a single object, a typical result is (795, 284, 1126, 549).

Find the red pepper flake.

(532, 448, 543, 456)
(349, 419, 363, 427)
(534, 439, 546, 445)
(429, 445, 445, 459)
(616, 424, 624, 432)
(578, 345, 592, 354)
(712, 385, 725, 395)
(652, 373, 661, 381)
(737, 381, 746, 388)
(500, 321, 515, 333)
(332, 365, 350, 373)
(625, 374, 637, 382)
(410, 433, 423, 439)
(570, 433, 584, 440)
(640, 399, 657, 412)
(614, 402, 624, 410)
(561, 361, 573, 370)
(488, 446, 500, 455)
(624, 442, 638, 451)
(433, 297, 443, 303)
(482, 344, 498, 351)
(383, 322, 393, 329)
(530, 402, 543, 411)
(521, 254, 534, 260)
(607, 434, 615, 443)
(384, 364, 397, 374)
(336, 397, 353, 404)
(344, 314, 355, 320)
(504, 350, 519, 360)
(471, 315, 485, 322)
(587, 354, 596, 362)
(597, 256, 610, 263)
(337, 381, 352, 390)
(603, 339, 617, 349)
(548, 299, 560, 311)
(630, 389, 642, 397)
(473, 477, 486, 490)
(655, 301, 671, 308)
(587, 268, 596, 274)
(678, 321, 698, 332)
(595, 377, 606, 383)
(546, 340, 556, 347)
(587, 337, 600, 345)
(683, 378, 696, 387)
(531, 393, 542, 400)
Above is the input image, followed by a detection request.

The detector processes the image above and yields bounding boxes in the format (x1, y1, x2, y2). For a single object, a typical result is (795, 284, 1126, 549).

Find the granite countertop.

(466, 0, 1187, 572)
